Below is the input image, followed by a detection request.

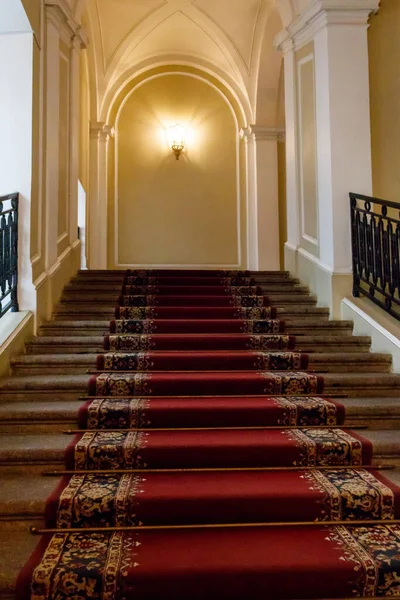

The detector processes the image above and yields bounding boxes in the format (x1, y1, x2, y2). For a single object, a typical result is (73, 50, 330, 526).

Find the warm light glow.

(168, 123, 186, 160)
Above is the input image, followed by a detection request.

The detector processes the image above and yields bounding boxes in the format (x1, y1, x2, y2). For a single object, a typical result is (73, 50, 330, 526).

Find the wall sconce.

(168, 123, 186, 160)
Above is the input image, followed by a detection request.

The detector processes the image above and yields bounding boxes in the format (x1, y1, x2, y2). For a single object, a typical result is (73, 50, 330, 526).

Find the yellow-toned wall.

(368, 0, 400, 203)
(21, 0, 40, 39)
(276, 63, 286, 269)
(58, 37, 70, 257)
(296, 42, 319, 257)
(23, 0, 43, 274)
(79, 50, 90, 193)
(25, 0, 80, 326)
(112, 74, 241, 267)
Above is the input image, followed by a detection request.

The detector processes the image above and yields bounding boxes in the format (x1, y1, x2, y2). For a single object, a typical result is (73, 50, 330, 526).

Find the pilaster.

(68, 34, 83, 249)
(241, 126, 284, 271)
(43, 0, 87, 272)
(274, 0, 380, 316)
(241, 128, 258, 270)
(88, 123, 113, 269)
(44, 4, 61, 271)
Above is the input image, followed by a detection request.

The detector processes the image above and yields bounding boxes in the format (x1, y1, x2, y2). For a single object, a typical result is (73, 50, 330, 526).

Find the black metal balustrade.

(350, 192, 400, 321)
(0, 193, 19, 317)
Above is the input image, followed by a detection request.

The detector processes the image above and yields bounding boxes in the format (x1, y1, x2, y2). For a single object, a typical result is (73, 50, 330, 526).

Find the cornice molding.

(90, 122, 114, 141)
(251, 125, 286, 141)
(241, 125, 285, 142)
(45, 0, 88, 46)
(275, 0, 380, 53)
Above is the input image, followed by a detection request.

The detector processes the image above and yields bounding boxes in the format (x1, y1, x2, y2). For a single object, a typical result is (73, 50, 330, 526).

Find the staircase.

(1, 269, 400, 599)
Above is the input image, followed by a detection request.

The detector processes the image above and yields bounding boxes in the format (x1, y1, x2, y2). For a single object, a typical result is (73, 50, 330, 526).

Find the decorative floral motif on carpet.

(106, 334, 293, 352)
(285, 428, 365, 466)
(28, 526, 400, 600)
(99, 351, 306, 372)
(303, 468, 396, 521)
(92, 371, 321, 396)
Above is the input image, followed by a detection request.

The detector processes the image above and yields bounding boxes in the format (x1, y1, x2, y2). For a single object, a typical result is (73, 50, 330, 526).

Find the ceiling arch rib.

(80, 0, 290, 126)
(188, 0, 263, 76)
(96, 0, 168, 73)
(103, 63, 251, 129)
(118, 11, 244, 87)
(101, 2, 251, 95)
(254, 5, 284, 125)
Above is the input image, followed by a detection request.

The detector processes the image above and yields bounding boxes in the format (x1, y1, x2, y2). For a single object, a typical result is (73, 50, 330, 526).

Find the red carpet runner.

(17, 270, 400, 599)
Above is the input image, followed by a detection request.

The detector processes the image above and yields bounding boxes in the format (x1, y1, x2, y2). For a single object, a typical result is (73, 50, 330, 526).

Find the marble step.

(56, 291, 317, 312)
(1, 398, 400, 433)
(26, 334, 372, 355)
(9, 351, 392, 376)
(44, 318, 351, 337)
(0, 373, 400, 401)
(4, 463, 400, 530)
(64, 279, 303, 292)
(62, 285, 312, 297)
(73, 270, 292, 278)
(1, 429, 400, 477)
(52, 310, 332, 325)
(0, 532, 399, 600)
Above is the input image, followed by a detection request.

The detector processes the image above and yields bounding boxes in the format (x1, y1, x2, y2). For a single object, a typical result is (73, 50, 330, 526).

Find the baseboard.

(341, 297, 400, 373)
(34, 240, 81, 327)
(0, 311, 34, 376)
(284, 244, 353, 318)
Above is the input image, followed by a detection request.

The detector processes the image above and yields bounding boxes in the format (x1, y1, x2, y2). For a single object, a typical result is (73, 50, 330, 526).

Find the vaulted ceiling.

(77, 0, 308, 124)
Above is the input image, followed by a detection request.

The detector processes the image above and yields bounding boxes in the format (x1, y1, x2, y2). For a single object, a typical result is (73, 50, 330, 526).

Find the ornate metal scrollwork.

(350, 192, 400, 321)
(0, 193, 19, 317)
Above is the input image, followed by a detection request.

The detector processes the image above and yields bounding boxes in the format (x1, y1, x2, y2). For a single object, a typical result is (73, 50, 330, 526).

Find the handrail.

(349, 192, 400, 321)
(0, 193, 19, 318)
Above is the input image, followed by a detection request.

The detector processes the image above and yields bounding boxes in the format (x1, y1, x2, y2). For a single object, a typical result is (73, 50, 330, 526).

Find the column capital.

(275, 0, 380, 52)
(90, 122, 114, 142)
(251, 126, 285, 142)
(72, 26, 89, 50)
(45, 0, 85, 43)
(240, 126, 285, 143)
(239, 127, 253, 144)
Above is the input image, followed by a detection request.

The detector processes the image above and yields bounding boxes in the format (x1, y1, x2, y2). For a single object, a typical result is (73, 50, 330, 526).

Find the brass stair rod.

(31, 517, 400, 535)
(86, 369, 328, 375)
(78, 394, 348, 399)
(42, 464, 393, 476)
(62, 425, 367, 434)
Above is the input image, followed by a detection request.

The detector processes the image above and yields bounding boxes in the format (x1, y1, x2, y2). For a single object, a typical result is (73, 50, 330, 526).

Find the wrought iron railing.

(0, 193, 19, 317)
(350, 192, 400, 321)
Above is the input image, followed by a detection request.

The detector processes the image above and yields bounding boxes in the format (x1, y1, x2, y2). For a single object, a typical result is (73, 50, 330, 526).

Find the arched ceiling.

(78, 0, 308, 125)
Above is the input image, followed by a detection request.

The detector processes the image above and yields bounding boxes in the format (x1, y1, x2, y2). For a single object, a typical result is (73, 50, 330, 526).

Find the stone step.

(1, 372, 400, 400)
(57, 294, 319, 308)
(39, 319, 354, 336)
(53, 313, 329, 325)
(25, 334, 372, 355)
(64, 279, 303, 292)
(0, 374, 89, 402)
(0, 474, 59, 528)
(40, 320, 110, 335)
(68, 273, 294, 286)
(1, 429, 400, 476)
(26, 336, 105, 354)
(9, 352, 392, 376)
(1, 397, 400, 434)
(0, 400, 82, 432)
(277, 307, 329, 316)
(4, 463, 400, 530)
(62, 285, 312, 297)
(74, 270, 292, 277)
(0, 529, 38, 598)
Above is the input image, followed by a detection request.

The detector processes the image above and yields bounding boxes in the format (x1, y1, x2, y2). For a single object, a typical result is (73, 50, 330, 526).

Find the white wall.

(78, 180, 87, 269)
(0, 7, 35, 313)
